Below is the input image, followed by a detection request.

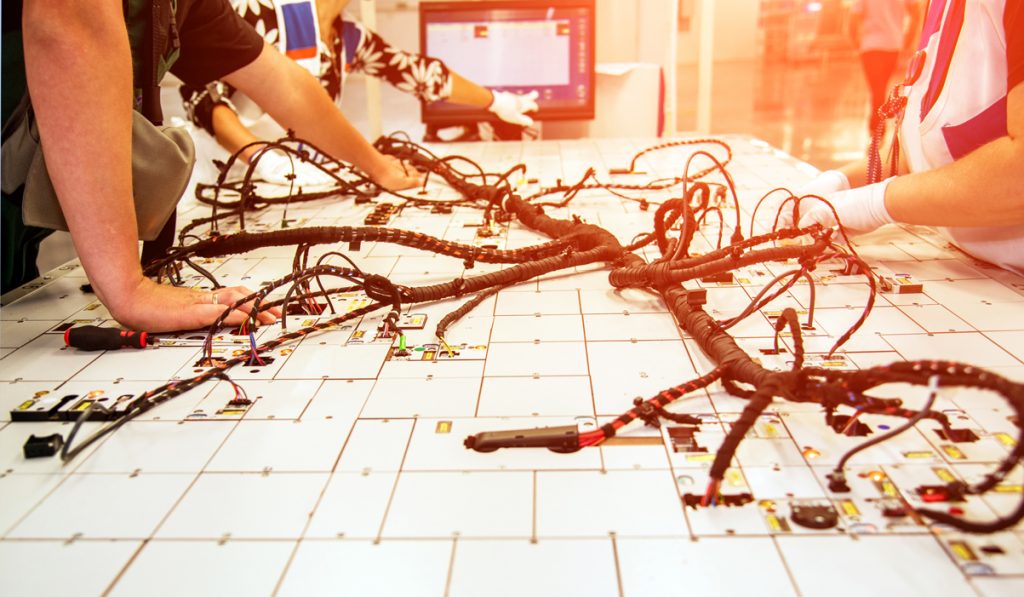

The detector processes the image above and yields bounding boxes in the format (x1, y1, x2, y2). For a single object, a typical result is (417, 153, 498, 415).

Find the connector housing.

(464, 425, 580, 453)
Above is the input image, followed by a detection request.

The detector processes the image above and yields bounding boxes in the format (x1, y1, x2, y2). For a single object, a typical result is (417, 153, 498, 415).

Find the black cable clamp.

(633, 397, 662, 428)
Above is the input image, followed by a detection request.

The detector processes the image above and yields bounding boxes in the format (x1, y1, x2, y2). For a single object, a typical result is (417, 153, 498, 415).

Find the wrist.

(100, 272, 149, 325)
(823, 169, 851, 192)
(874, 176, 897, 224)
(363, 151, 394, 180)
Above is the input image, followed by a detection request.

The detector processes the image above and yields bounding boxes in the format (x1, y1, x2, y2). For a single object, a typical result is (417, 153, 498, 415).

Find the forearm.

(23, 1, 143, 313)
(839, 158, 870, 188)
(211, 104, 263, 162)
(885, 135, 1024, 226)
(225, 43, 386, 176)
(448, 71, 493, 108)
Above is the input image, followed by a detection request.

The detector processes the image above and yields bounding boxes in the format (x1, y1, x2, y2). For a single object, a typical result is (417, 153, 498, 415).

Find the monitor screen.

(419, 0, 595, 125)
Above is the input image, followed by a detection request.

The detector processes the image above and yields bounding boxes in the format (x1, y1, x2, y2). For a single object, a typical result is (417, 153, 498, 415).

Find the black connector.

(827, 472, 851, 493)
(791, 502, 840, 530)
(464, 425, 580, 453)
(23, 433, 64, 459)
(682, 492, 754, 508)
(934, 428, 980, 443)
(685, 288, 708, 307)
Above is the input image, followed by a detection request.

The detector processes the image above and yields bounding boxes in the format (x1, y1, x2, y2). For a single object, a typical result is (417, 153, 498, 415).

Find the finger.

(217, 287, 279, 325)
(219, 308, 259, 327)
(402, 170, 425, 187)
(798, 207, 834, 230)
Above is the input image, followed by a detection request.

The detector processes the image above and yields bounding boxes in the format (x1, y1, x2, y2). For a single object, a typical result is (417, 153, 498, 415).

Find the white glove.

(488, 90, 539, 127)
(252, 151, 335, 187)
(776, 170, 851, 228)
(795, 177, 897, 235)
(798, 169, 851, 197)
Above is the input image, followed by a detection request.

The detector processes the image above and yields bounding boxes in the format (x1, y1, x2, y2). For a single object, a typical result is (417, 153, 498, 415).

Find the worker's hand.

(252, 151, 335, 187)
(793, 178, 897, 235)
(775, 169, 852, 228)
(488, 90, 539, 127)
(366, 154, 423, 191)
(108, 278, 282, 333)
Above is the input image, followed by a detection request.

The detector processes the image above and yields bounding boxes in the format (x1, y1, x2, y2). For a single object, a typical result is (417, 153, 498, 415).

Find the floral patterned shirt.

(181, 0, 453, 134)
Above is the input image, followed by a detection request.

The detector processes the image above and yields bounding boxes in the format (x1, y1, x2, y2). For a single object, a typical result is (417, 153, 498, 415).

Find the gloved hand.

(488, 90, 539, 127)
(252, 151, 335, 187)
(794, 177, 897, 235)
(776, 170, 851, 228)
(797, 169, 851, 197)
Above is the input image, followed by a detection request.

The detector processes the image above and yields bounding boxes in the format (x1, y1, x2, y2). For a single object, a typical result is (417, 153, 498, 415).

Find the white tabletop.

(1, 136, 1022, 597)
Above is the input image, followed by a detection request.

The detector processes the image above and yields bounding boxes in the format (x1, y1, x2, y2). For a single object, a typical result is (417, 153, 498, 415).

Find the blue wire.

(249, 331, 259, 360)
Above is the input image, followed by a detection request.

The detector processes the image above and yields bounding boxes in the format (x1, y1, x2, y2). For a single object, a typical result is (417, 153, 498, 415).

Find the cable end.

(464, 425, 580, 453)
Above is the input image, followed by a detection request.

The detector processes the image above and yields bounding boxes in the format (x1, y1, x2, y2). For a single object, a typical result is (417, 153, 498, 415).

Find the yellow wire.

(438, 336, 455, 358)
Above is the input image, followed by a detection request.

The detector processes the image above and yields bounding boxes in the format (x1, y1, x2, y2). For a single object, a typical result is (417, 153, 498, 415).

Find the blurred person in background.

(849, 0, 923, 133)
(785, 0, 1024, 275)
(180, 0, 539, 185)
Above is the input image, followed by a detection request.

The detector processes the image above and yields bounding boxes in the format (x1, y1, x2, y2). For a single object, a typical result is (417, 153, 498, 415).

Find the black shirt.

(171, 0, 264, 87)
(1, 0, 264, 124)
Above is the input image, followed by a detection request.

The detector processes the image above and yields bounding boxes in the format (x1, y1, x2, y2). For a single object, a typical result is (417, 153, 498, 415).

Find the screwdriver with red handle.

(64, 325, 154, 351)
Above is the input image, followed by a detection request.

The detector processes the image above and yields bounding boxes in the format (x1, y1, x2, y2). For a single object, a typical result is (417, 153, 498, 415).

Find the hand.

(488, 90, 539, 127)
(253, 151, 335, 186)
(776, 170, 852, 228)
(108, 278, 282, 333)
(366, 154, 423, 191)
(794, 178, 897, 235)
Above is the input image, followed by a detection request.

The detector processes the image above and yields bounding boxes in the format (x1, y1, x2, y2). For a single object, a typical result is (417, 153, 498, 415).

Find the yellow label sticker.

(765, 514, 787, 533)
(882, 481, 898, 497)
(933, 467, 957, 483)
(840, 500, 861, 518)
(16, 400, 35, 411)
(941, 445, 967, 460)
(686, 453, 716, 463)
(725, 469, 747, 488)
(422, 350, 436, 361)
(73, 400, 94, 412)
(994, 433, 1017, 447)
(949, 541, 978, 561)
(994, 485, 1023, 494)
(435, 421, 452, 434)
(903, 451, 935, 460)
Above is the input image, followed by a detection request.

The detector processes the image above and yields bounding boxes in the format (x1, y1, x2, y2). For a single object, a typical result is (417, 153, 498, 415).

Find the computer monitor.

(419, 0, 596, 126)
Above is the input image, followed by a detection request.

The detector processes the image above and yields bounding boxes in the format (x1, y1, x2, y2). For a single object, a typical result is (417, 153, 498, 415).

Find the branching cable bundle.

(51, 134, 1024, 534)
